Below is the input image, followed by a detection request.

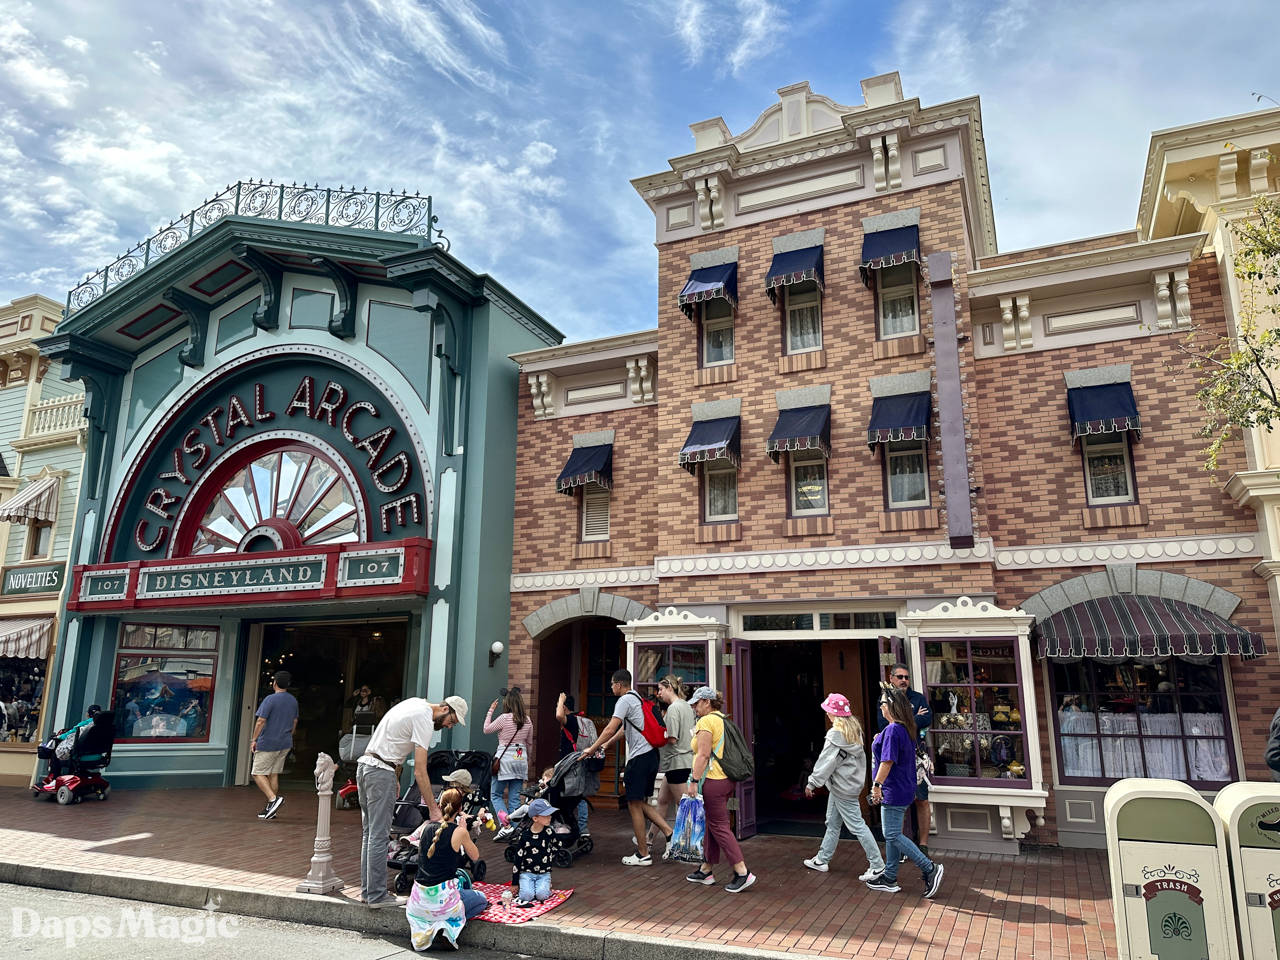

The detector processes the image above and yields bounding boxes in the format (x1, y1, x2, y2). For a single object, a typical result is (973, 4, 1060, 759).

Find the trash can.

(1105, 779, 1237, 960)
(1214, 782, 1280, 960)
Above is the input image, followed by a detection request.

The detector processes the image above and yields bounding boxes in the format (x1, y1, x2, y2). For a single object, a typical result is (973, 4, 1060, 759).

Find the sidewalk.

(0, 785, 1115, 959)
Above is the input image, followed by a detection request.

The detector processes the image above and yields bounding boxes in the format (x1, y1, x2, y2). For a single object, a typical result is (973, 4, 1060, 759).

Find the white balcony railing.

(25, 395, 86, 439)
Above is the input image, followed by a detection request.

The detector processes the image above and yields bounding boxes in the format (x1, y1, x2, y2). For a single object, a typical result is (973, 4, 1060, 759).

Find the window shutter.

(582, 484, 610, 541)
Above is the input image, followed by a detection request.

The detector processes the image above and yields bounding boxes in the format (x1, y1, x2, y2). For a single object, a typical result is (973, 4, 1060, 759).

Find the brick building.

(507, 74, 1280, 853)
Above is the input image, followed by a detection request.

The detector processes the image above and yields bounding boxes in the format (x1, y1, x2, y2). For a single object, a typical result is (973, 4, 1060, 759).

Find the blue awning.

(860, 225, 920, 286)
(765, 246, 824, 304)
(766, 405, 831, 463)
(678, 417, 741, 475)
(1067, 383, 1141, 440)
(867, 392, 931, 448)
(678, 263, 738, 320)
(556, 444, 613, 494)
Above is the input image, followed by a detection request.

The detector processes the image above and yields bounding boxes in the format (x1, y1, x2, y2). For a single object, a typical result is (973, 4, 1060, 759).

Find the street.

(0, 883, 521, 960)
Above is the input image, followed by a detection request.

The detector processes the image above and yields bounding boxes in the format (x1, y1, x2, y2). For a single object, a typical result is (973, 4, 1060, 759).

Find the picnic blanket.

(470, 881, 573, 924)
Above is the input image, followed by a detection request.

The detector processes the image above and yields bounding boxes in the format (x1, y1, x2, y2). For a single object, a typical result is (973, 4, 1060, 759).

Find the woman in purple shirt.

(866, 685, 944, 899)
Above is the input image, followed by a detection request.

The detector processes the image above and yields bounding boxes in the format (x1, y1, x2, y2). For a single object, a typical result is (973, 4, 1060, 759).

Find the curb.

(0, 860, 800, 960)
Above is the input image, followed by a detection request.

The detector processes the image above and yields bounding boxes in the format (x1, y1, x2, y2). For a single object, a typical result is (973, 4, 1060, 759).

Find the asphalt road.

(0, 883, 525, 960)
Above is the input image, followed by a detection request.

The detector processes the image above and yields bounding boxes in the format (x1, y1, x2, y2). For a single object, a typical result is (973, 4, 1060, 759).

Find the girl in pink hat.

(802, 693, 884, 879)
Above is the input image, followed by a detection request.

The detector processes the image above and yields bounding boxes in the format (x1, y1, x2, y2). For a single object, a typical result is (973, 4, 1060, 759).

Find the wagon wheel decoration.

(191, 448, 360, 555)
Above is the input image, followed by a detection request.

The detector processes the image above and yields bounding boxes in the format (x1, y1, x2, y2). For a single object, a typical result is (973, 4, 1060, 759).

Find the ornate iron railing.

(67, 180, 447, 313)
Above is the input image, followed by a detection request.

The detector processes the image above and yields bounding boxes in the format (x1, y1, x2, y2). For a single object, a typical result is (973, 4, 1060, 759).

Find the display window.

(111, 624, 219, 742)
(0, 657, 46, 744)
(921, 638, 1029, 786)
(633, 642, 708, 699)
(1050, 657, 1234, 786)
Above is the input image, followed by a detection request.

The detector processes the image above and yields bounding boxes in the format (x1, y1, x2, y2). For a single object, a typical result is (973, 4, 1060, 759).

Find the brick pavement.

(0, 785, 1115, 958)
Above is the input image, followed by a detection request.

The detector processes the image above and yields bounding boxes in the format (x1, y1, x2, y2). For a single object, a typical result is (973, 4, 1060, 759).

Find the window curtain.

(706, 471, 736, 517)
(881, 295, 916, 337)
(789, 306, 821, 351)
(1058, 709, 1228, 781)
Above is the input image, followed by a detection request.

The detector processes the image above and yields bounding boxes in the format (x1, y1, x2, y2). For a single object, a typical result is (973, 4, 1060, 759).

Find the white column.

(296, 752, 344, 894)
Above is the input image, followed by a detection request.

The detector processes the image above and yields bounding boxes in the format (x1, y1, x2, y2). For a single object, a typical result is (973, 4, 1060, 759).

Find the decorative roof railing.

(67, 180, 448, 314)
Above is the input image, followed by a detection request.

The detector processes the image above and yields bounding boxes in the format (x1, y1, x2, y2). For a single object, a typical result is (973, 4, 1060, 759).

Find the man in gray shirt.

(577, 669, 671, 866)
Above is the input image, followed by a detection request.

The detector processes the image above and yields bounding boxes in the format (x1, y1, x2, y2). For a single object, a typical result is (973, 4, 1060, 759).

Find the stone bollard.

(297, 751, 345, 894)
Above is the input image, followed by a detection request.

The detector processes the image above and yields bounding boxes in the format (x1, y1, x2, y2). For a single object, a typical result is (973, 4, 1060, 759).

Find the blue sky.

(1, 0, 1277, 342)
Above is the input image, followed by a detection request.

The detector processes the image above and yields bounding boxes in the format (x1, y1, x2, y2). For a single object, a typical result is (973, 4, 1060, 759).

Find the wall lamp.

(489, 641, 504, 668)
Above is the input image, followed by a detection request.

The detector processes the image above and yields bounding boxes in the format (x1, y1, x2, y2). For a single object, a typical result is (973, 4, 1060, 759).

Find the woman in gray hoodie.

(803, 693, 885, 879)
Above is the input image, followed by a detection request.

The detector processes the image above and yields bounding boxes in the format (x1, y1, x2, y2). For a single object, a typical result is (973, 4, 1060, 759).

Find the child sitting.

(510, 798, 562, 906)
(497, 766, 556, 837)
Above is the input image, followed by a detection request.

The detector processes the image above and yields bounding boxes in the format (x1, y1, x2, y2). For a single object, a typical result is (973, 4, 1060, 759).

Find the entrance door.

(730, 638, 756, 840)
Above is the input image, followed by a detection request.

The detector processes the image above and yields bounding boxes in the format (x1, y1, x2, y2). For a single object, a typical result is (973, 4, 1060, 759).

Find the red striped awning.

(0, 617, 54, 658)
(1034, 595, 1265, 661)
(0, 476, 60, 524)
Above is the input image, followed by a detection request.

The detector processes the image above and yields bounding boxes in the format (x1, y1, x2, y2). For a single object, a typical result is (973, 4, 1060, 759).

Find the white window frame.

(789, 449, 828, 516)
(25, 520, 53, 560)
(885, 439, 930, 508)
(1082, 433, 1135, 505)
(703, 464, 739, 522)
(877, 264, 919, 340)
(784, 282, 823, 355)
(581, 483, 611, 541)
(702, 300, 735, 367)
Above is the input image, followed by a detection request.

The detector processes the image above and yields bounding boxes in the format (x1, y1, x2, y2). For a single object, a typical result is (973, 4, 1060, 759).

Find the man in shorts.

(576, 669, 670, 866)
(251, 670, 298, 820)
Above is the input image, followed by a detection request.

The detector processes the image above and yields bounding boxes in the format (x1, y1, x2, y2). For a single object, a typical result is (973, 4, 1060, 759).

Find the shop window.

(0, 656, 45, 743)
(819, 612, 897, 630)
(112, 624, 219, 742)
(790, 449, 828, 515)
(885, 439, 929, 508)
(25, 521, 53, 560)
(704, 465, 738, 522)
(922, 639, 1029, 785)
(743, 613, 814, 631)
(1051, 657, 1234, 786)
(785, 281, 822, 354)
(1082, 433, 1135, 505)
(877, 263, 919, 339)
(581, 483, 610, 541)
(702, 299, 735, 367)
(633, 642, 709, 699)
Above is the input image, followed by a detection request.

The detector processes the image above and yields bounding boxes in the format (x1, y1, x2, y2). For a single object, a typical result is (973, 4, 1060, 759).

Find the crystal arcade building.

(39, 184, 560, 789)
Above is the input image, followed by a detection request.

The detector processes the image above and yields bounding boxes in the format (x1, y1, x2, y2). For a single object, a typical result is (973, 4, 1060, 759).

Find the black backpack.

(713, 713, 755, 782)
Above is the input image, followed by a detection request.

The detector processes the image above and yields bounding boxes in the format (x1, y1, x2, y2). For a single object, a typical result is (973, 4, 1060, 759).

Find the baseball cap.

(820, 693, 851, 717)
(688, 686, 717, 705)
(444, 695, 468, 725)
(527, 798, 555, 818)
(442, 769, 473, 788)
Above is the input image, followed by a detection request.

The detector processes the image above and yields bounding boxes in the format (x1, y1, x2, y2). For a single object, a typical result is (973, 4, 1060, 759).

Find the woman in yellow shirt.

(683, 686, 756, 893)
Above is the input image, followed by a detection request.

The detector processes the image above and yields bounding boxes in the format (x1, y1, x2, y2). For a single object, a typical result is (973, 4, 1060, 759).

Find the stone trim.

(696, 364, 738, 386)
(691, 398, 741, 421)
(873, 335, 927, 359)
(1063, 364, 1132, 389)
(778, 350, 827, 374)
(656, 538, 993, 578)
(775, 384, 831, 410)
(572, 541, 611, 559)
(1081, 504, 1148, 529)
(521, 590, 656, 640)
(861, 207, 921, 233)
(869, 369, 932, 398)
(879, 508, 939, 533)
(995, 532, 1258, 570)
(689, 246, 739, 269)
(572, 430, 615, 448)
(696, 522, 742, 543)
(772, 227, 826, 254)
(511, 565, 655, 592)
(785, 515, 834, 537)
(1020, 570, 1245, 624)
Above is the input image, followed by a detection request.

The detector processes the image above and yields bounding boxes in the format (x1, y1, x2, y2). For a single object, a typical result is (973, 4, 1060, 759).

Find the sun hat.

(444, 695, 468, 725)
(442, 769, 473, 788)
(820, 693, 851, 717)
(527, 798, 556, 818)
(688, 686, 718, 705)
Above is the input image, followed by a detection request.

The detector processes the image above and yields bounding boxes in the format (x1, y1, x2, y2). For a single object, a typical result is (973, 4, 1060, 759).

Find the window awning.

(1034, 596, 1266, 662)
(0, 476, 60, 524)
(766, 405, 831, 463)
(765, 246, 824, 304)
(860, 225, 920, 286)
(867, 392, 931, 448)
(678, 263, 738, 320)
(556, 444, 613, 495)
(0, 617, 54, 659)
(678, 417, 741, 475)
(1067, 383, 1141, 440)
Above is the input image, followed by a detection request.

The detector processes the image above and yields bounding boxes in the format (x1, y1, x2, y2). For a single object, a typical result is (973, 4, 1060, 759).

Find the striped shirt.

(484, 706, 533, 756)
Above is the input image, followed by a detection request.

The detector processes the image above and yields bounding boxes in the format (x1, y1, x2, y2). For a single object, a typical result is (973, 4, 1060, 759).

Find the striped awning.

(1034, 596, 1265, 661)
(0, 617, 54, 658)
(0, 476, 60, 524)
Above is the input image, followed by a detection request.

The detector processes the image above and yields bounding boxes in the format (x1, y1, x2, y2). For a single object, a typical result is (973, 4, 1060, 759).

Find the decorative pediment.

(620, 605, 728, 642)
(900, 595, 1033, 638)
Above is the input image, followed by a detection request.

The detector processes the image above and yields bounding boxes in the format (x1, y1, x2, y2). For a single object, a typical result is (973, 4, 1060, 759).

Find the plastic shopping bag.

(667, 794, 706, 863)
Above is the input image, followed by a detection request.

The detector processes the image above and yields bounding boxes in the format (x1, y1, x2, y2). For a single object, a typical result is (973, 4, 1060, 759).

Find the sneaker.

(256, 804, 272, 819)
(865, 874, 901, 893)
(494, 826, 515, 842)
(264, 796, 284, 819)
(900, 853, 908, 863)
(686, 869, 716, 885)
(725, 872, 756, 893)
(622, 853, 652, 866)
(512, 898, 534, 909)
(803, 857, 829, 873)
(859, 866, 883, 882)
(366, 895, 409, 909)
(923, 863, 945, 899)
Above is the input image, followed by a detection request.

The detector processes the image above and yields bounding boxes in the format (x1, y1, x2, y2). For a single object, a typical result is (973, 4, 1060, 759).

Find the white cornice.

(656, 539, 993, 578)
(511, 565, 655, 592)
(994, 531, 1259, 569)
(969, 233, 1206, 293)
(510, 329, 659, 370)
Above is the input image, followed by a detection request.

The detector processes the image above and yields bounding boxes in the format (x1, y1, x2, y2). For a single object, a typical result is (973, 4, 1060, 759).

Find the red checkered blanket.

(470, 881, 573, 924)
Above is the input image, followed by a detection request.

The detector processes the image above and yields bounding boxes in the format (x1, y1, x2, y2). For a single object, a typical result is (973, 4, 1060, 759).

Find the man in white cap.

(357, 695, 467, 908)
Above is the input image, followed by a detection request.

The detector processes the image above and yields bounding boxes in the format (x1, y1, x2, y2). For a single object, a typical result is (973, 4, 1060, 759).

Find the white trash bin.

(1215, 782, 1280, 960)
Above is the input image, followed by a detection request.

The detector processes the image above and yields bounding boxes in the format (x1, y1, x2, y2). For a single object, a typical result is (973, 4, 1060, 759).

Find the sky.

(0, 0, 1278, 343)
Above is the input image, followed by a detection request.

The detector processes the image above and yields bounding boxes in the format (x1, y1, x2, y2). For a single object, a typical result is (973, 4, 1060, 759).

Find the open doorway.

(258, 619, 407, 786)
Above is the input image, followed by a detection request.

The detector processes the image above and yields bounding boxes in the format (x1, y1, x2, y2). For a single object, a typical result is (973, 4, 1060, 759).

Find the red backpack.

(623, 691, 668, 748)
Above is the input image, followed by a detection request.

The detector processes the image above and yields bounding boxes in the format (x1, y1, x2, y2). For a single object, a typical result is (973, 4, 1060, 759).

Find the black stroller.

(387, 749, 494, 894)
(502, 751, 595, 870)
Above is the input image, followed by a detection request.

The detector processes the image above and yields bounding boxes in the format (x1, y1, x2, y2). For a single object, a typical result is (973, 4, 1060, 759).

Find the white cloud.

(641, 0, 783, 76)
(0, 18, 84, 107)
(61, 35, 88, 53)
(521, 141, 556, 167)
(361, 0, 507, 92)
(727, 0, 777, 77)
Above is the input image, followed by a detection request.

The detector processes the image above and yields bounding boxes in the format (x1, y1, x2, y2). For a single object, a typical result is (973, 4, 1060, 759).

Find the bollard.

(297, 751, 345, 894)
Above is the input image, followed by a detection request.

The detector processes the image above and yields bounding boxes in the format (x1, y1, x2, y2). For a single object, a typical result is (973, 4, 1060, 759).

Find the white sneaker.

(622, 853, 652, 866)
(803, 857, 829, 873)
(859, 866, 883, 882)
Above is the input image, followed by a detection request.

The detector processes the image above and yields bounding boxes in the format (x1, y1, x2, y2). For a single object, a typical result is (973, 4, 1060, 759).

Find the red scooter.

(33, 713, 114, 805)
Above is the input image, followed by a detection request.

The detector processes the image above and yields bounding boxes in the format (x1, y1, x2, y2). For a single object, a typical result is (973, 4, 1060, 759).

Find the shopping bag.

(667, 794, 705, 863)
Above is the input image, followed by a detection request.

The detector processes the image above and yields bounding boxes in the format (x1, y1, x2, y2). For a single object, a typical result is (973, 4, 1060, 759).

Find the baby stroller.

(335, 722, 373, 810)
(502, 751, 595, 870)
(33, 713, 115, 805)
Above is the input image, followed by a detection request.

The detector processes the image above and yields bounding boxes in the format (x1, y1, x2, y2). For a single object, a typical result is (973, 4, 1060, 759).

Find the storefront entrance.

(256, 619, 406, 785)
